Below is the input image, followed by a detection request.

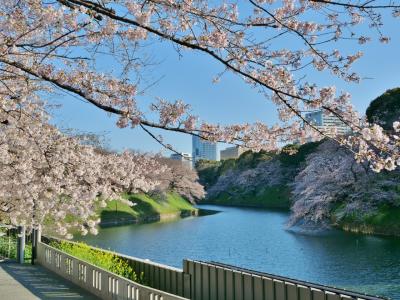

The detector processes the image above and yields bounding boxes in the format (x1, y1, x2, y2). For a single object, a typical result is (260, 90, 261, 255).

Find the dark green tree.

(366, 88, 400, 130)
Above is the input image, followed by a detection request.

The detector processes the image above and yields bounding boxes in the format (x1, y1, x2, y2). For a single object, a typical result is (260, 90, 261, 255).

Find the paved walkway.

(0, 260, 99, 299)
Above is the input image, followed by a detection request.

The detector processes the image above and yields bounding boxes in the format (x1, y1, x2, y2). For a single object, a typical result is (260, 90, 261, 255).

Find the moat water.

(78, 205, 400, 299)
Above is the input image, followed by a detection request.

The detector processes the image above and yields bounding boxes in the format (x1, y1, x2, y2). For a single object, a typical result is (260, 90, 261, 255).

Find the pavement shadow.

(0, 261, 99, 299)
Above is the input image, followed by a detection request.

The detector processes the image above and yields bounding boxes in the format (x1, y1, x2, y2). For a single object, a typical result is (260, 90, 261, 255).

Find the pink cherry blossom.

(0, 0, 399, 237)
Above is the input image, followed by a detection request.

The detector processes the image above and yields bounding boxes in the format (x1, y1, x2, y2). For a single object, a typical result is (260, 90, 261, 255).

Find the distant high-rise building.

(220, 146, 245, 160)
(304, 110, 352, 137)
(192, 136, 217, 165)
(170, 152, 192, 169)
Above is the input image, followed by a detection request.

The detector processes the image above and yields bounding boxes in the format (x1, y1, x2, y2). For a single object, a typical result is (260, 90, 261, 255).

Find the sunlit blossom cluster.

(290, 140, 400, 227)
(0, 96, 166, 237)
(345, 121, 400, 173)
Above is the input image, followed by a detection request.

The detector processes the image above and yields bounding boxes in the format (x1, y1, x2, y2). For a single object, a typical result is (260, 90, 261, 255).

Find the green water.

(79, 205, 400, 299)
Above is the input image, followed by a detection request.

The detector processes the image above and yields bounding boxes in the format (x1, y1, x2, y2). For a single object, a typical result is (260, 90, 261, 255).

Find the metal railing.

(211, 261, 386, 300)
(37, 241, 190, 300)
(38, 237, 387, 300)
(183, 260, 387, 300)
(41, 236, 191, 298)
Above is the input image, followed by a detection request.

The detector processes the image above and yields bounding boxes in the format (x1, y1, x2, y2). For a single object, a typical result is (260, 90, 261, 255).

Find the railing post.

(31, 228, 39, 265)
(16, 225, 25, 264)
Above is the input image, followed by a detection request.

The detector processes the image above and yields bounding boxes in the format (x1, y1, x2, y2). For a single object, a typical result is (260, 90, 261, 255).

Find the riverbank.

(333, 205, 400, 237)
(99, 192, 198, 227)
(196, 143, 319, 212)
(198, 142, 400, 238)
(202, 185, 291, 210)
(202, 198, 400, 237)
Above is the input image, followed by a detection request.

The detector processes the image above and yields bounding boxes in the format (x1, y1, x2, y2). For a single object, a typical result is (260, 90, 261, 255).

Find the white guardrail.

(37, 242, 190, 300)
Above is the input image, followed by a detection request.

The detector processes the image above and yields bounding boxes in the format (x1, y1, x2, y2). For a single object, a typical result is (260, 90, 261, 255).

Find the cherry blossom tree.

(289, 140, 400, 227)
(1, 0, 400, 172)
(0, 98, 166, 237)
(289, 141, 367, 227)
(1, 0, 400, 236)
(206, 159, 286, 199)
(153, 157, 205, 203)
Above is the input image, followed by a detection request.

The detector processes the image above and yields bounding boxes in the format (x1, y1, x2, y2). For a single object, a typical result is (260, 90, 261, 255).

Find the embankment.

(99, 192, 198, 227)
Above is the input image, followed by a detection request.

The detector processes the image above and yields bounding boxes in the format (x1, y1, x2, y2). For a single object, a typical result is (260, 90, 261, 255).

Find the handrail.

(37, 241, 189, 300)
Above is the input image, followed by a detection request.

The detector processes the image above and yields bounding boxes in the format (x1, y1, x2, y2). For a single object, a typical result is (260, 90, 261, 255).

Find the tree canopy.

(366, 88, 400, 130)
(2, 0, 400, 233)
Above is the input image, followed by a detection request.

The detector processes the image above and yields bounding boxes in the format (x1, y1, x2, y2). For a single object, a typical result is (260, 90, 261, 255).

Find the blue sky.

(50, 13, 400, 156)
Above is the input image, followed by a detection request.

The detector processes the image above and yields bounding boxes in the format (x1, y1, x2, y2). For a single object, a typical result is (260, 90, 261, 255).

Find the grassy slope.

(100, 192, 196, 223)
(333, 204, 400, 236)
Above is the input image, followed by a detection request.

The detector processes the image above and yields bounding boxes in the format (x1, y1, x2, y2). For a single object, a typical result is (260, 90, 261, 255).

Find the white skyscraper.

(192, 136, 217, 166)
(304, 110, 352, 137)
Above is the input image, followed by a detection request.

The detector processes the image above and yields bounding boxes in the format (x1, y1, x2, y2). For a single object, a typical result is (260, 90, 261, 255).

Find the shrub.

(0, 234, 32, 262)
(50, 240, 139, 282)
